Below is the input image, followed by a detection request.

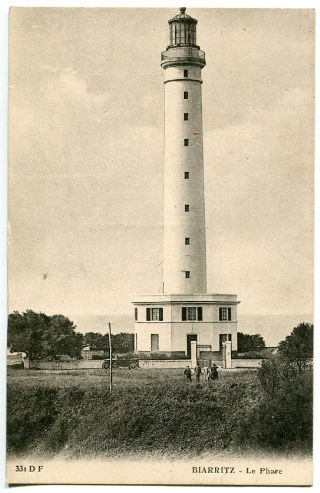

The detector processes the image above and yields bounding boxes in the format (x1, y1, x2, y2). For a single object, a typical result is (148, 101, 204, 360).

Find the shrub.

(138, 353, 169, 360)
(169, 353, 189, 360)
(253, 355, 313, 450)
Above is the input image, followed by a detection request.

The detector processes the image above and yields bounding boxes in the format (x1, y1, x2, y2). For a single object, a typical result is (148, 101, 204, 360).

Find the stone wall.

(138, 359, 191, 369)
(27, 359, 104, 370)
(232, 359, 263, 368)
(24, 357, 263, 370)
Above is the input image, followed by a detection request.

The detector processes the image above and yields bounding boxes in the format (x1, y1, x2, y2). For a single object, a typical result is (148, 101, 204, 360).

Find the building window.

(184, 113, 188, 121)
(185, 271, 190, 278)
(146, 307, 163, 321)
(185, 204, 189, 212)
(182, 306, 203, 321)
(184, 69, 188, 77)
(219, 307, 232, 321)
(134, 307, 138, 321)
(184, 171, 189, 179)
(185, 237, 190, 245)
(184, 139, 189, 146)
(184, 91, 188, 99)
(135, 333, 137, 350)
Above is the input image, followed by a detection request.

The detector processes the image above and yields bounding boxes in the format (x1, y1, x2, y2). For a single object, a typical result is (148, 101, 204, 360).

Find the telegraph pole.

(108, 322, 112, 391)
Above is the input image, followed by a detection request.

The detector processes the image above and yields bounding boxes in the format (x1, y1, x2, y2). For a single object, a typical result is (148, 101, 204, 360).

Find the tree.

(83, 331, 134, 354)
(112, 333, 134, 354)
(278, 322, 313, 372)
(237, 332, 266, 352)
(84, 332, 106, 351)
(8, 310, 83, 360)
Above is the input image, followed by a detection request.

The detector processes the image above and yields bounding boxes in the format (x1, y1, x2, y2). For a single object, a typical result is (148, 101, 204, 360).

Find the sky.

(8, 8, 314, 341)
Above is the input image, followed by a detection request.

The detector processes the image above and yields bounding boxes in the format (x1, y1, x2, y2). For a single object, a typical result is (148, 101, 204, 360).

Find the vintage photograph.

(7, 7, 314, 485)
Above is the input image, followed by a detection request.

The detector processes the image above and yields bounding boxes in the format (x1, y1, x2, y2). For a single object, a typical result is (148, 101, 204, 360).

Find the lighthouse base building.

(133, 8, 239, 358)
(133, 294, 239, 358)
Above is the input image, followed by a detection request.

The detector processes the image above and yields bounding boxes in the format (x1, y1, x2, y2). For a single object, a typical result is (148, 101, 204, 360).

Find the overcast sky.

(9, 8, 314, 327)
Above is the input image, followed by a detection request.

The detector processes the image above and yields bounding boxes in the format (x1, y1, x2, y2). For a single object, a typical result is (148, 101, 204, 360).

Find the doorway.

(219, 334, 232, 352)
(151, 334, 159, 352)
(187, 334, 197, 358)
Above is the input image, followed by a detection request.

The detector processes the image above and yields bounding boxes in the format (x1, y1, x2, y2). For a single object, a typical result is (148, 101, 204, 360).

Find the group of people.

(184, 363, 219, 383)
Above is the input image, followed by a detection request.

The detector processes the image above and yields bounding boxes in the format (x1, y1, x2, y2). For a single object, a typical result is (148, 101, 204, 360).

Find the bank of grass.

(7, 368, 312, 459)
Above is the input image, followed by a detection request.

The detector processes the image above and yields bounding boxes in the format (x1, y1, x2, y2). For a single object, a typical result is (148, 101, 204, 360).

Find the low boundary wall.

(24, 358, 263, 370)
(26, 359, 103, 370)
(138, 359, 191, 369)
(232, 359, 263, 368)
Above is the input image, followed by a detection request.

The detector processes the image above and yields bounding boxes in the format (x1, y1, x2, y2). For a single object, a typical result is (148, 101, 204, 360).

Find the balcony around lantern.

(161, 47, 206, 69)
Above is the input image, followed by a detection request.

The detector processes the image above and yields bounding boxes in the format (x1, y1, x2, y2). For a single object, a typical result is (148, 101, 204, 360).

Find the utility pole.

(108, 322, 112, 391)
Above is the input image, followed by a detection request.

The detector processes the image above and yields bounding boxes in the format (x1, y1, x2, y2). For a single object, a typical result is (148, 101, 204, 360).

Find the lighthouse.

(133, 8, 239, 358)
(162, 7, 207, 295)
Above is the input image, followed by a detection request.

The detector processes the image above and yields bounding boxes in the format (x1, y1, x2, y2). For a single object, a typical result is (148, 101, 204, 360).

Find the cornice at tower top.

(168, 7, 198, 25)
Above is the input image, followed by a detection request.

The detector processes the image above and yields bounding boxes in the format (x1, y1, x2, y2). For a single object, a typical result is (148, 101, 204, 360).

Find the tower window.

(184, 172, 189, 179)
(185, 237, 190, 245)
(185, 204, 189, 212)
(184, 139, 189, 146)
(134, 307, 138, 321)
(184, 91, 188, 99)
(184, 113, 188, 121)
(184, 69, 188, 77)
(185, 271, 190, 278)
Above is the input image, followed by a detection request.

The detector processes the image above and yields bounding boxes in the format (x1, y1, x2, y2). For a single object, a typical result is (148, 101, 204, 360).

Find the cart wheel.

(129, 361, 138, 370)
(102, 361, 110, 369)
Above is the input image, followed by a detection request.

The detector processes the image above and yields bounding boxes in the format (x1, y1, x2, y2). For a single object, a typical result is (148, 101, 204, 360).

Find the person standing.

(184, 366, 192, 383)
(194, 364, 202, 383)
(202, 363, 210, 382)
(210, 363, 219, 381)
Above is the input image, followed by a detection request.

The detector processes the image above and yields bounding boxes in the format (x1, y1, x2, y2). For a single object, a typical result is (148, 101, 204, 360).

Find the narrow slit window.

(184, 69, 188, 77)
(185, 237, 190, 245)
(185, 204, 189, 212)
(184, 113, 188, 121)
(184, 171, 189, 179)
(184, 91, 188, 99)
(185, 271, 190, 279)
(184, 139, 189, 146)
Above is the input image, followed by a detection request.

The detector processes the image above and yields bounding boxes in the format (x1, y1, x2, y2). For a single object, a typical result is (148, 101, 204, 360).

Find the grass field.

(7, 367, 255, 389)
(7, 367, 312, 460)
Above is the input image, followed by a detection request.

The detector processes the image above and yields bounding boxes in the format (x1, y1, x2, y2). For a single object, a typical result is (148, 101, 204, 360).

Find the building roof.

(168, 7, 198, 24)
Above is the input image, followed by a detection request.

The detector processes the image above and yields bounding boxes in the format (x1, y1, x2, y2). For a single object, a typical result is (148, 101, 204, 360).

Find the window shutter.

(146, 308, 150, 321)
(197, 307, 203, 321)
(182, 307, 186, 321)
(159, 308, 163, 321)
(228, 307, 231, 321)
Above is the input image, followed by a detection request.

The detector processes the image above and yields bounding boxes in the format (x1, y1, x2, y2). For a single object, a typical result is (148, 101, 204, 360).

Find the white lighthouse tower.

(133, 8, 239, 359)
(162, 7, 206, 295)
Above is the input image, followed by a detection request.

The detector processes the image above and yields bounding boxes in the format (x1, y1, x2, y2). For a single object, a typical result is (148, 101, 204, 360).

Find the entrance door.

(151, 334, 159, 352)
(219, 334, 232, 352)
(187, 334, 197, 358)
